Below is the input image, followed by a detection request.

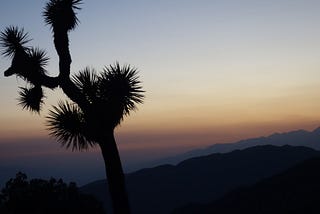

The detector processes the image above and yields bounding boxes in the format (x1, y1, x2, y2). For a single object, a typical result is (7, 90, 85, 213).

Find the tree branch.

(53, 30, 89, 109)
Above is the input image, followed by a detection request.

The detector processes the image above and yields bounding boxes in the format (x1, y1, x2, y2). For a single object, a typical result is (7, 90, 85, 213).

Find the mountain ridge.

(150, 127, 320, 166)
(81, 145, 320, 214)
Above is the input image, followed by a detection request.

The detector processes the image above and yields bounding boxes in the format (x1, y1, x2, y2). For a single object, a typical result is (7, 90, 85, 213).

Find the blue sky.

(1, 0, 320, 185)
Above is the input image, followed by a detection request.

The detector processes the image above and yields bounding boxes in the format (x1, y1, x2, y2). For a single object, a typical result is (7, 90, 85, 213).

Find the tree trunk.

(99, 131, 131, 214)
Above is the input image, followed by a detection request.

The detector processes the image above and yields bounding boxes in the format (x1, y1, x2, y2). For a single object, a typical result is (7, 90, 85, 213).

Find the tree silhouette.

(0, 1, 144, 214)
(0, 172, 105, 214)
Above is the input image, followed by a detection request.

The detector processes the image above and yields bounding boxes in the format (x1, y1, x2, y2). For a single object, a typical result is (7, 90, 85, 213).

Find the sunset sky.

(1, 0, 320, 185)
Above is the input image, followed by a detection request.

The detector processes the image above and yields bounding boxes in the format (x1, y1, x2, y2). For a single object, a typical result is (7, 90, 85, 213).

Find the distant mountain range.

(81, 145, 320, 214)
(153, 127, 320, 166)
(173, 157, 320, 214)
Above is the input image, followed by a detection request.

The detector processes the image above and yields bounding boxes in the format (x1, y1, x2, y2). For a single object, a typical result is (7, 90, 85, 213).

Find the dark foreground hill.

(173, 157, 320, 214)
(81, 145, 320, 214)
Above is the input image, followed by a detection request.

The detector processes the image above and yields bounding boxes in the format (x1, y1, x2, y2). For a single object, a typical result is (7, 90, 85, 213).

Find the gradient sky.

(1, 0, 320, 184)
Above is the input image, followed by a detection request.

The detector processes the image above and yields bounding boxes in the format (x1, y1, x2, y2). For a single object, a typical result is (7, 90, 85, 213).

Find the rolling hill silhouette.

(173, 157, 320, 214)
(81, 145, 320, 214)
(152, 127, 320, 166)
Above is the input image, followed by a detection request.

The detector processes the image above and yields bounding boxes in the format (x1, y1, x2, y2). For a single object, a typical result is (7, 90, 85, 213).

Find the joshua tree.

(0, 1, 144, 214)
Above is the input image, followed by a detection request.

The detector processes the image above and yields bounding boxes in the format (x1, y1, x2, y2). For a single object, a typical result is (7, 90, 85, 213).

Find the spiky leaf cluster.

(0, 27, 50, 115)
(46, 101, 96, 151)
(43, 0, 82, 31)
(9, 48, 49, 82)
(72, 67, 98, 104)
(0, 26, 49, 84)
(74, 63, 144, 128)
(18, 86, 45, 113)
(29, 48, 49, 75)
(47, 64, 144, 150)
(72, 63, 144, 128)
(0, 26, 30, 57)
(98, 63, 145, 127)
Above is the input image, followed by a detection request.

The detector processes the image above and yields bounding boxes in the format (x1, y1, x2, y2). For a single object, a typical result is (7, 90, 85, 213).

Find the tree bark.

(99, 131, 131, 214)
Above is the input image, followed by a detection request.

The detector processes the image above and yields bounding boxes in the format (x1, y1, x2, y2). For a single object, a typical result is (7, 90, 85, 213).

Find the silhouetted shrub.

(0, 172, 105, 214)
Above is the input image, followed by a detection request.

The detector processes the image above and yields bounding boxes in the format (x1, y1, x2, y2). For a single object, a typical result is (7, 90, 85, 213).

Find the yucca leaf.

(29, 48, 49, 75)
(46, 101, 96, 151)
(0, 26, 30, 57)
(72, 67, 98, 103)
(98, 63, 144, 127)
(4, 47, 49, 84)
(43, 0, 82, 31)
(25, 48, 50, 84)
(18, 86, 45, 113)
